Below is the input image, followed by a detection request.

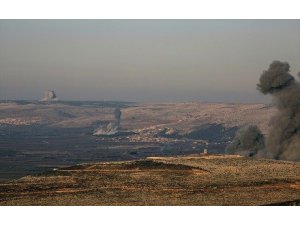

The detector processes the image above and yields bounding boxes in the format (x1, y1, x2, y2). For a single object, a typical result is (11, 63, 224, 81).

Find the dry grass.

(0, 154, 299, 206)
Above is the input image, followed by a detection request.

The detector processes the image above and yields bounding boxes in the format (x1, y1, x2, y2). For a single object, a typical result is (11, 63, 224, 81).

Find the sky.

(0, 20, 300, 103)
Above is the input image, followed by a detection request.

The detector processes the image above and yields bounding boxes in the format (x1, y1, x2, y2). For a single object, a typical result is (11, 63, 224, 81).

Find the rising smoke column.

(226, 125, 265, 157)
(257, 61, 300, 161)
(93, 107, 122, 136)
(114, 107, 122, 128)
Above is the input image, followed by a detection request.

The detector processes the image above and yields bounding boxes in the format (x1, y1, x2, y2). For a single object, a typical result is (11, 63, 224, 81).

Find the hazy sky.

(0, 20, 300, 103)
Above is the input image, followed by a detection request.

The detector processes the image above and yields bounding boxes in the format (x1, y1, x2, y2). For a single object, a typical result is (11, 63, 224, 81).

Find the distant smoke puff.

(257, 61, 300, 161)
(93, 122, 119, 136)
(40, 90, 58, 101)
(226, 125, 265, 157)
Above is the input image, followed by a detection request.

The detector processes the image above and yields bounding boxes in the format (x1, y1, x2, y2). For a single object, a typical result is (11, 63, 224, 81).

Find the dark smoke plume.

(257, 61, 300, 161)
(226, 125, 265, 157)
(114, 107, 122, 128)
(257, 61, 294, 94)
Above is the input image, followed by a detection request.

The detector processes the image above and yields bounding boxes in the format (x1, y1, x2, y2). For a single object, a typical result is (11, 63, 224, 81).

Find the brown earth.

(0, 154, 299, 206)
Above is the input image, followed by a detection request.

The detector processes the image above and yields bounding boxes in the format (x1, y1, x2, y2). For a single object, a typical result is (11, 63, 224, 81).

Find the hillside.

(0, 154, 299, 205)
(0, 101, 276, 181)
(0, 101, 275, 134)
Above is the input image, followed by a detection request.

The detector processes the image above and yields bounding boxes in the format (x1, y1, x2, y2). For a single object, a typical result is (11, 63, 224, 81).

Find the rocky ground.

(0, 154, 299, 206)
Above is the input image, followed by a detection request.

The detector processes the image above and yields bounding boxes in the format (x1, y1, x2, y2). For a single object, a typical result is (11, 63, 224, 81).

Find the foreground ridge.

(0, 154, 299, 206)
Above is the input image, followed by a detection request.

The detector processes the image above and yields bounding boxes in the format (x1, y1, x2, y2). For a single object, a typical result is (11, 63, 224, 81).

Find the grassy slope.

(0, 154, 299, 205)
